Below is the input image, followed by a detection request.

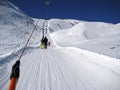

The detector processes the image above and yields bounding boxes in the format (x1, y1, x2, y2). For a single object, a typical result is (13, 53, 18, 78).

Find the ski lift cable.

(8, 0, 48, 90)
(42, 0, 51, 37)
(8, 19, 40, 90)
(18, 0, 48, 61)
(18, 20, 39, 61)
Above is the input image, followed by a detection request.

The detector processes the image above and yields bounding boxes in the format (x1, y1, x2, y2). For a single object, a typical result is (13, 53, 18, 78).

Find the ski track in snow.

(0, 46, 120, 90)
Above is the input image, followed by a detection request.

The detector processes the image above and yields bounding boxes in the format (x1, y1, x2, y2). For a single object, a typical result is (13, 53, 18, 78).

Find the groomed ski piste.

(0, 21, 120, 90)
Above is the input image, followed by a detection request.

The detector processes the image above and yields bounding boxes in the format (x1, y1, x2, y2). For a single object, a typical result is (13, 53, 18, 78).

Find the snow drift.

(52, 21, 120, 58)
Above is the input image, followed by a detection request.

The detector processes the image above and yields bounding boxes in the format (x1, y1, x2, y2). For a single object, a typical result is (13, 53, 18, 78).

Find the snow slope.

(0, 19, 120, 90)
(0, 0, 35, 56)
(52, 22, 120, 58)
(0, 0, 79, 56)
(0, 46, 120, 90)
(0, 1, 120, 90)
(48, 19, 80, 32)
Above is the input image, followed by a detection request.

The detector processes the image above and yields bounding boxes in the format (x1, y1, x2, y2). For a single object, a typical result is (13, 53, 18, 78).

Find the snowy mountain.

(52, 21, 120, 58)
(0, 0, 35, 56)
(0, 0, 80, 56)
(0, 1, 120, 90)
(48, 19, 80, 32)
(0, 0, 33, 25)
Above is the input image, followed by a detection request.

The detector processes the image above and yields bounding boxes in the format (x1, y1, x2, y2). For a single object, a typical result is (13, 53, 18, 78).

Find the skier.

(48, 41, 50, 46)
(40, 42, 45, 49)
(40, 36, 45, 49)
(9, 60, 20, 90)
(44, 36, 48, 49)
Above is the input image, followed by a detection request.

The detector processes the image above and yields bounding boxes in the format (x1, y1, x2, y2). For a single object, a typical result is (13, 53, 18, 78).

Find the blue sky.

(8, 0, 120, 24)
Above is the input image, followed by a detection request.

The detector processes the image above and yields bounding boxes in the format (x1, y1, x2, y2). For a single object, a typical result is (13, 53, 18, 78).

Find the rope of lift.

(9, 0, 51, 90)
(42, 0, 51, 38)
(8, 20, 39, 90)
(18, 20, 39, 61)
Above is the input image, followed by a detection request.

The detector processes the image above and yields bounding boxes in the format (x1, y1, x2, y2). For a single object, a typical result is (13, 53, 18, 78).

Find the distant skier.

(44, 36, 48, 49)
(41, 36, 44, 44)
(48, 41, 50, 46)
(40, 36, 45, 49)
(9, 60, 20, 90)
(40, 42, 45, 49)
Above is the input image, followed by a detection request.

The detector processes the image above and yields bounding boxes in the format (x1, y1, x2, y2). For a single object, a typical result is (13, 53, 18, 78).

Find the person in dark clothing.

(41, 36, 44, 44)
(10, 60, 20, 80)
(44, 36, 48, 49)
(40, 36, 45, 49)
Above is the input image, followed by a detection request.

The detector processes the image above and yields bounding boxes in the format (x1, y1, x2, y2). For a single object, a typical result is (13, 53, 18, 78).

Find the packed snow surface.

(0, 46, 120, 90)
